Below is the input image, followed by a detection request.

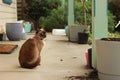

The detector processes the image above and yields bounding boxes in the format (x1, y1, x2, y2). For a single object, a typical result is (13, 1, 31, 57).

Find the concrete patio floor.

(0, 33, 92, 80)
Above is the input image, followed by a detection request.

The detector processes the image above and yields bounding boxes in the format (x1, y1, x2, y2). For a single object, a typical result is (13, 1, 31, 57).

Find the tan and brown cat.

(18, 28, 46, 69)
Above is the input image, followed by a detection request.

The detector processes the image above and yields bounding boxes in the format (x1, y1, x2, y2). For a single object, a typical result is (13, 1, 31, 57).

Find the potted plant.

(0, 33, 3, 41)
(0, 27, 3, 41)
(0, 26, 6, 41)
(69, 24, 87, 42)
(77, 0, 91, 44)
(68, 0, 91, 43)
(96, 32, 120, 80)
(78, 31, 89, 44)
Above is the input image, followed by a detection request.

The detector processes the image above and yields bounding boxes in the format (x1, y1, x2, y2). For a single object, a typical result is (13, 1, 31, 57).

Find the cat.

(18, 28, 46, 69)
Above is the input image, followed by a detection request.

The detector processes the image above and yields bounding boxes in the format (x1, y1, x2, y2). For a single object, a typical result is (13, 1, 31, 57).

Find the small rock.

(72, 57, 77, 59)
(60, 59, 63, 61)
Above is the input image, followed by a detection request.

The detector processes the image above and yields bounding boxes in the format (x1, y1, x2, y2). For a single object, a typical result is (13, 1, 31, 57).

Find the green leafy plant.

(108, 32, 120, 38)
(24, 0, 49, 30)
(24, 0, 61, 30)
(40, 5, 67, 32)
(75, 0, 92, 26)
(108, 10, 116, 32)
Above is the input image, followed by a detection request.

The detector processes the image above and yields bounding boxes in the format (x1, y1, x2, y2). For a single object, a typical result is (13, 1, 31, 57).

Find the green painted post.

(66, 0, 74, 39)
(92, 0, 108, 68)
(62, 0, 65, 6)
(68, 0, 74, 25)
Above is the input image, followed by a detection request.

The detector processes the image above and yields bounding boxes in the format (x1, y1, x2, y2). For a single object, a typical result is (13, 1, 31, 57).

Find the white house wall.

(0, 0, 17, 32)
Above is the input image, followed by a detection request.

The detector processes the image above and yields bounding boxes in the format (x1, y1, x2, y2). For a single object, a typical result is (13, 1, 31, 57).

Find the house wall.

(17, 0, 25, 20)
(0, 0, 17, 33)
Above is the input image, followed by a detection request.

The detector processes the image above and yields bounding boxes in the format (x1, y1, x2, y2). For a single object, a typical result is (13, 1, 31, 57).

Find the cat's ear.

(36, 28, 40, 34)
(39, 25, 45, 31)
(40, 27, 45, 31)
(36, 25, 45, 34)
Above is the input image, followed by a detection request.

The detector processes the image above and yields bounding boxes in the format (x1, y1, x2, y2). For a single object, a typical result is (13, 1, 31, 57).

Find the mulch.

(67, 76, 99, 80)
(67, 69, 99, 80)
(101, 38, 120, 41)
(0, 44, 18, 54)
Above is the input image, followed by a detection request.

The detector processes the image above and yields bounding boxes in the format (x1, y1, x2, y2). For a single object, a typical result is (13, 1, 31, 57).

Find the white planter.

(52, 29, 66, 35)
(96, 39, 120, 80)
(6, 23, 23, 41)
(69, 25, 87, 42)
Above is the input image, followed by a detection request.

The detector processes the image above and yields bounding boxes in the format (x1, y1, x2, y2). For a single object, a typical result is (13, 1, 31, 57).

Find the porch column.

(92, 0, 108, 68)
(68, 0, 74, 25)
(62, 0, 65, 6)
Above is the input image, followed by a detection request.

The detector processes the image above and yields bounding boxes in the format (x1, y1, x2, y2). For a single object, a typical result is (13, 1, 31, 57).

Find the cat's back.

(20, 38, 37, 53)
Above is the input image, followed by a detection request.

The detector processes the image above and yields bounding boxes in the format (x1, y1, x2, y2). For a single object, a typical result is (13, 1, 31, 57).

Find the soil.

(101, 38, 120, 41)
(67, 69, 99, 80)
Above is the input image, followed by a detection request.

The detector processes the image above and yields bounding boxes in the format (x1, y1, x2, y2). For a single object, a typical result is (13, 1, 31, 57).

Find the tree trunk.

(32, 20, 40, 31)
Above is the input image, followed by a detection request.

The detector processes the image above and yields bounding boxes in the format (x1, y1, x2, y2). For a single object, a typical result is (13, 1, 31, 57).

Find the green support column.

(62, 0, 65, 6)
(66, 0, 75, 39)
(68, 0, 74, 25)
(92, 0, 108, 68)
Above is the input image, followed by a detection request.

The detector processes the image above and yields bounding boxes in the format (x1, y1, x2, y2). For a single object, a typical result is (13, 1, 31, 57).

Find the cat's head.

(36, 28, 46, 39)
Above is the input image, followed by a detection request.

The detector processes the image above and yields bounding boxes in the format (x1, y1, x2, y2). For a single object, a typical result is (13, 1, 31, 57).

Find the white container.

(52, 29, 66, 35)
(69, 25, 87, 42)
(6, 23, 23, 41)
(96, 40, 120, 80)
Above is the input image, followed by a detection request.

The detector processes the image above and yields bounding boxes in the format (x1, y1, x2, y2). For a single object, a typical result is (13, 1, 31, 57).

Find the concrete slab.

(0, 33, 92, 80)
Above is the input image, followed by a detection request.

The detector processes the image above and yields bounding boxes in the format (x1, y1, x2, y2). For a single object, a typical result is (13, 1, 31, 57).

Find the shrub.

(108, 10, 116, 32)
(40, 6, 67, 32)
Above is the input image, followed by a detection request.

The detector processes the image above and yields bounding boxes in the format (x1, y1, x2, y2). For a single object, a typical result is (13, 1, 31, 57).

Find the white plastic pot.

(96, 40, 120, 80)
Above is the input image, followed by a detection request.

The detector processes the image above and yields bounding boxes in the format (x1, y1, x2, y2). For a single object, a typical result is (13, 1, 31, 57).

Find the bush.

(40, 0, 115, 33)
(40, 6, 67, 32)
(75, 0, 92, 25)
(108, 10, 116, 32)
(108, 32, 120, 38)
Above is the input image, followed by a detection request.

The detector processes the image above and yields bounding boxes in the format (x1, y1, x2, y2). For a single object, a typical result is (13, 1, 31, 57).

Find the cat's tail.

(20, 57, 40, 69)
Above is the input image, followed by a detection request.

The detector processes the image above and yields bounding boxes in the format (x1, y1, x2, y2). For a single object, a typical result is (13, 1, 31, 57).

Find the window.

(2, 0, 12, 5)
